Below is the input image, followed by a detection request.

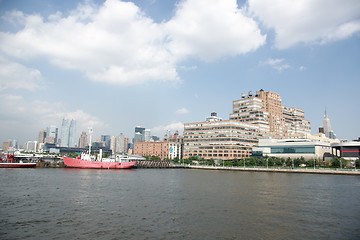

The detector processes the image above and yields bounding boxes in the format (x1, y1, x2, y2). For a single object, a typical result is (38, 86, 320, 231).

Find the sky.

(0, 0, 359, 145)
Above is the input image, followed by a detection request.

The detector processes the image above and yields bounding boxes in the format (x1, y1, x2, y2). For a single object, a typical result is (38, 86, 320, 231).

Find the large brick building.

(184, 89, 311, 160)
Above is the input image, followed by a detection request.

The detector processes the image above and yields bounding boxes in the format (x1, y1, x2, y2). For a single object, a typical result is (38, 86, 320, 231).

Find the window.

(271, 146, 315, 154)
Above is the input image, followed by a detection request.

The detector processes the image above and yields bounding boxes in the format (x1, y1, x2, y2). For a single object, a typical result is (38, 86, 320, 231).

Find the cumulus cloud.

(262, 58, 290, 72)
(0, 57, 43, 91)
(175, 107, 189, 115)
(165, 0, 266, 61)
(0, 94, 106, 142)
(151, 122, 184, 137)
(0, 0, 266, 85)
(248, 0, 360, 49)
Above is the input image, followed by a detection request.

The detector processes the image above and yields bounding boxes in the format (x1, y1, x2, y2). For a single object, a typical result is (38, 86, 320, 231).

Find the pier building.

(331, 139, 360, 161)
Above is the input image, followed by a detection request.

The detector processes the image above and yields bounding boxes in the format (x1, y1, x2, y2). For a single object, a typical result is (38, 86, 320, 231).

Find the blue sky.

(0, 0, 359, 145)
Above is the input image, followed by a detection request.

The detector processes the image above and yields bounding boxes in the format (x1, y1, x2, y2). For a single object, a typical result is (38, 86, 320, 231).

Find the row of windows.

(271, 146, 315, 154)
(184, 138, 258, 143)
(184, 153, 250, 158)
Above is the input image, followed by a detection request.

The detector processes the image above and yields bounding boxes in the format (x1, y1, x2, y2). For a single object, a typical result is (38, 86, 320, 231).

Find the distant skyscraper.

(25, 141, 37, 152)
(134, 126, 145, 143)
(60, 119, 77, 147)
(101, 135, 111, 148)
(78, 131, 88, 148)
(110, 136, 116, 153)
(116, 133, 125, 153)
(47, 125, 58, 144)
(124, 137, 130, 153)
(322, 109, 337, 139)
(38, 130, 46, 144)
(144, 129, 151, 142)
(69, 120, 76, 147)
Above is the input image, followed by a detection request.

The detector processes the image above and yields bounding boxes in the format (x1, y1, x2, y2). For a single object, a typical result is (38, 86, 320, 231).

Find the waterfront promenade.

(187, 165, 360, 175)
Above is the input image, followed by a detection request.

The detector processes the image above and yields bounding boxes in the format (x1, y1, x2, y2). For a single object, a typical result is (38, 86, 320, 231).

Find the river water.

(0, 168, 359, 240)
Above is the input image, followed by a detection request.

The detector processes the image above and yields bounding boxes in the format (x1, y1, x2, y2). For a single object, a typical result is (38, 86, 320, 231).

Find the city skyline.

(0, 0, 359, 144)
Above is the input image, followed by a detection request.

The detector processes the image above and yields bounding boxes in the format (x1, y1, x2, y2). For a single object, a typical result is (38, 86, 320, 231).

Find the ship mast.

(88, 127, 93, 159)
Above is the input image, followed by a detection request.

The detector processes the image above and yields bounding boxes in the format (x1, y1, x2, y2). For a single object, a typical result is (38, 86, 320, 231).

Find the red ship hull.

(0, 163, 37, 168)
(63, 156, 136, 169)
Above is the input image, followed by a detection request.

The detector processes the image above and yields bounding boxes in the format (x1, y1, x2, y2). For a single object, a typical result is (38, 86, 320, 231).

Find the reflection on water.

(0, 168, 359, 239)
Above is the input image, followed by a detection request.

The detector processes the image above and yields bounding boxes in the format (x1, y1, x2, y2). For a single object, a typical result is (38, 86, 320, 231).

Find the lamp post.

(244, 159, 245, 168)
(292, 159, 294, 169)
(314, 158, 316, 170)
(267, 158, 268, 169)
(340, 158, 342, 169)
(355, 159, 357, 170)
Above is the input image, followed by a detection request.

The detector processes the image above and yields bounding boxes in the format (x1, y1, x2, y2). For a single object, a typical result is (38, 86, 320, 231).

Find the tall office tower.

(322, 109, 337, 139)
(101, 135, 111, 148)
(60, 119, 70, 147)
(124, 137, 130, 153)
(78, 131, 88, 148)
(38, 130, 46, 151)
(134, 126, 145, 143)
(69, 119, 77, 147)
(38, 130, 46, 144)
(230, 89, 310, 139)
(144, 129, 151, 142)
(46, 125, 58, 144)
(116, 133, 125, 153)
(12, 139, 17, 149)
(60, 119, 77, 147)
(110, 136, 116, 153)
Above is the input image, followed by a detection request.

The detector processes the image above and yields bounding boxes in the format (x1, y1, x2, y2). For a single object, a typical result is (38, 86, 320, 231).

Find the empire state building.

(323, 109, 337, 139)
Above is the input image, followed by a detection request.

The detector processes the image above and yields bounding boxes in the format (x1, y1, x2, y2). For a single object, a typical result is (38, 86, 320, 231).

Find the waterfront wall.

(187, 165, 360, 175)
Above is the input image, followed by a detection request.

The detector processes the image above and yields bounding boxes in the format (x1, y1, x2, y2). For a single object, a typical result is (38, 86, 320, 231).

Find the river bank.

(187, 165, 360, 175)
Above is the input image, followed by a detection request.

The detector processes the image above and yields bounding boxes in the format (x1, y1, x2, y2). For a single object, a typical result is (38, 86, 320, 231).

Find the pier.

(136, 160, 186, 168)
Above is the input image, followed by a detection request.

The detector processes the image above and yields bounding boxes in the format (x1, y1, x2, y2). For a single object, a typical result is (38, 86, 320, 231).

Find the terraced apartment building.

(183, 89, 311, 160)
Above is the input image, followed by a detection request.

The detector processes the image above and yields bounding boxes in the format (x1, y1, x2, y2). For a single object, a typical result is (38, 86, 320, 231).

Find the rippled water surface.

(1, 168, 359, 239)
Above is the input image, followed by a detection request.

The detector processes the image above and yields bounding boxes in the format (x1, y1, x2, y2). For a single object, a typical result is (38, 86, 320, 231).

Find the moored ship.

(62, 127, 142, 169)
(0, 154, 36, 168)
(63, 153, 141, 169)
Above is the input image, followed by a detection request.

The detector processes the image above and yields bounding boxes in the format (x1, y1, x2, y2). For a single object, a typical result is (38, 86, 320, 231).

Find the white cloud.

(299, 66, 306, 71)
(165, 0, 266, 61)
(0, 94, 106, 142)
(175, 107, 189, 115)
(0, 0, 266, 85)
(262, 58, 290, 72)
(151, 122, 184, 137)
(0, 57, 43, 91)
(248, 0, 360, 49)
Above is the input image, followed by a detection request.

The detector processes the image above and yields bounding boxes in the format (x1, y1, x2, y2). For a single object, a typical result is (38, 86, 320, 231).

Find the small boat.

(0, 154, 36, 168)
(63, 153, 141, 169)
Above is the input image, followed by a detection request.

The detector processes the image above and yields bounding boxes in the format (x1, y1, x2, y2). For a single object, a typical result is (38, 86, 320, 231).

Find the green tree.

(173, 157, 179, 164)
(209, 158, 215, 166)
(331, 157, 341, 168)
(285, 157, 292, 167)
(232, 158, 239, 166)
